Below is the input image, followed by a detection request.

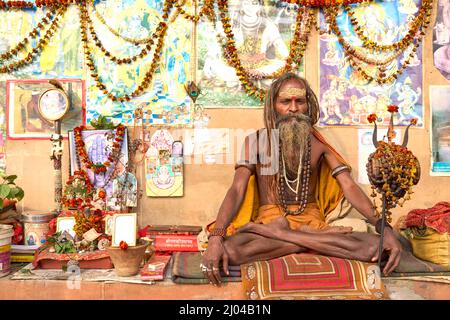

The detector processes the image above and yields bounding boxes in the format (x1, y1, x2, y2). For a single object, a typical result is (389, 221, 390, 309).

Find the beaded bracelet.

(208, 227, 227, 239)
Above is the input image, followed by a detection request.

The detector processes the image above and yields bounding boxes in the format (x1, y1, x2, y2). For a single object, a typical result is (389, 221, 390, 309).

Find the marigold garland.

(92, 0, 174, 46)
(281, 0, 373, 6)
(73, 123, 126, 174)
(62, 169, 94, 209)
(0, 6, 65, 73)
(217, 0, 315, 101)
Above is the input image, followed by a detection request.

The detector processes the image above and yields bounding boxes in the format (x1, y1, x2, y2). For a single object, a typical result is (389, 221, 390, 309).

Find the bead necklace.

(278, 135, 311, 216)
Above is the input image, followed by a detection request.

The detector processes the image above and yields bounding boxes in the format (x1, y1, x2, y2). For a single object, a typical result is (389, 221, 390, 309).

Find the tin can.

(20, 211, 57, 246)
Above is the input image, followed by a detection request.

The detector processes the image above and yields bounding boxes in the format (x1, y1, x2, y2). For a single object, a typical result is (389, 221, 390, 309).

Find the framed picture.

(68, 127, 129, 208)
(38, 88, 69, 121)
(111, 213, 137, 247)
(56, 217, 76, 238)
(6, 79, 86, 140)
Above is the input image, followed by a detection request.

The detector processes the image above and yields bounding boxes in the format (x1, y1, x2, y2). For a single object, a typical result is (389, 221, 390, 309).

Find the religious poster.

(429, 86, 450, 176)
(433, 0, 450, 81)
(6, 79, 85, 139)
(85, 0, 192, 127)
(68, 127, 130, 207)
(319, 1, 424, 127)
(197, 0, 306, 108)
(145, 129, 183, 197)
(357, 128, 401, 185)
(0, 5, 83, 80)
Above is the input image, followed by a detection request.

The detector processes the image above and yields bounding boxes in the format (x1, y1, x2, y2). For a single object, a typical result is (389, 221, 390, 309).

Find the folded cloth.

(171, 252, 241, 284)
(241, 253, 388, 300)
(405, 201, 450, 234)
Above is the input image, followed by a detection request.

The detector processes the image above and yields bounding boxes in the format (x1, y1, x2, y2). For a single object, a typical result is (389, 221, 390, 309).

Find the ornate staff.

(38, 80, 70, 214)
(366, 106, 420, 271)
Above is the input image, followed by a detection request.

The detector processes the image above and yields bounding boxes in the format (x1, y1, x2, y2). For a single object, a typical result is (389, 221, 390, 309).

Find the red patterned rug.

(241, 253, 388, 300)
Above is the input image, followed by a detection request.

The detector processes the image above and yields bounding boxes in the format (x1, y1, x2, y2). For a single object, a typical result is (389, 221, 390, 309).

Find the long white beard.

(276, 114, 311, 177)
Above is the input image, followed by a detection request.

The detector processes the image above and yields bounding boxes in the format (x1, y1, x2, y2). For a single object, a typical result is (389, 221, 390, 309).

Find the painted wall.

(5, 6, 449, 228)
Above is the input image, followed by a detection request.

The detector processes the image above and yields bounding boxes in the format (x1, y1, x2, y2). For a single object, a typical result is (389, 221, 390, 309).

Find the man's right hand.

(201, 236, 229, 286)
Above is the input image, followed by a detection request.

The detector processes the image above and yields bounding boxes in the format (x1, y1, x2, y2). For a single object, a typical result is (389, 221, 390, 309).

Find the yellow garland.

(0, 6, 66, 73)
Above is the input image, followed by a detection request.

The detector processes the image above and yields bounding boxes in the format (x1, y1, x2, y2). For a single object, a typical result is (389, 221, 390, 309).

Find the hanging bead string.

(217, 0, 314, 101)
(0, 10, 56, 61)
(278, 135, 311, 216)
(79, 0, 180, 102)
(83, 1, 171, 65)
(92, 0, 175, 46)
(0, 6, 66, 73)
(343, 0, 433, 52)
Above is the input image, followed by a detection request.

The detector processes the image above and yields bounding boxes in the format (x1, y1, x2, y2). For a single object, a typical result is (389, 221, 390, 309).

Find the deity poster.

(430, 86, 450, 176)
(85, 0, 192, 126)
(197, 0, 306, 108)
(319, 0, 424, 127)
(145, 129, 183, 197)
(433, 0, 450, 81)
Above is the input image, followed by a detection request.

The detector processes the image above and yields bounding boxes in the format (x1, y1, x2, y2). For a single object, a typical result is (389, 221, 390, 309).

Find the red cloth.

(405, 202, 450, 234)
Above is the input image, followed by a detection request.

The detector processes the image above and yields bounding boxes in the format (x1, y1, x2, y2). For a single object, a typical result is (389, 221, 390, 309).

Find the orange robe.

(207, 128, 351, 234)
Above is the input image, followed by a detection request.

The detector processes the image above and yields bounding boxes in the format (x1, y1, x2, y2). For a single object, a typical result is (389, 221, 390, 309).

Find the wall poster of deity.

(68, 127, 132, 209)
(319, 0, 424, 127)
(145, 129, 183, 197)
(429, 86, 450, 176)
(85, 0, 193, 127)
(197, 0, 306, 108)
(433, 0, 450, 81)
(6, 79, 85, 139)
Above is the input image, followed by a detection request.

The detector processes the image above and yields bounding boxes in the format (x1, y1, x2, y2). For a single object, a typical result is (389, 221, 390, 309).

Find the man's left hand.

(371, 228, 402, 276)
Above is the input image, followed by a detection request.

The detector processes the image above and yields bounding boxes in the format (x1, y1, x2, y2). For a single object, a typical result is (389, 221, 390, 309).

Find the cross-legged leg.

(228, 217, 381, 264)
(223, 231, 307, 265)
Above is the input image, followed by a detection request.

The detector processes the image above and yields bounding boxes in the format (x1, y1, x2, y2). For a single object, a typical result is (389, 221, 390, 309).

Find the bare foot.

(297, 225, 353, 234)
(237, 217, 290, 239)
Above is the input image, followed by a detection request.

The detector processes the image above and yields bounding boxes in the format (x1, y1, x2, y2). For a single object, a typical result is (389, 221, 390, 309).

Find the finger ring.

(212, 267, 219, 271)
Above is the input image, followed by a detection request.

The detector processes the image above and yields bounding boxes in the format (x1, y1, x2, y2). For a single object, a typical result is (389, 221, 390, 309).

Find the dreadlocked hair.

(262, 72, 319, 204)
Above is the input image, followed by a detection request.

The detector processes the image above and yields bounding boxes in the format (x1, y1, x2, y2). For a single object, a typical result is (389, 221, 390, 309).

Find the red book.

(140, 254, 171, 281)
(152, 234, 200, 252)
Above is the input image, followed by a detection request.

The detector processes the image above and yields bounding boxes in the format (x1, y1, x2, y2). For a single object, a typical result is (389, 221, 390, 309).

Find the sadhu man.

(201, 72, 403, 285)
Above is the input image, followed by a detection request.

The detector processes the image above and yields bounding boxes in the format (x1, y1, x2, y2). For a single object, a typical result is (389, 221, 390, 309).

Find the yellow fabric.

(207, 175, 260, 236)
(408, 228, 450, 267)
(254, 203, 328, 230)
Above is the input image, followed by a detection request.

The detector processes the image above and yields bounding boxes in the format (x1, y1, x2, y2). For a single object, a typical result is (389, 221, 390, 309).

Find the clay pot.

(106, 240, 149, 276)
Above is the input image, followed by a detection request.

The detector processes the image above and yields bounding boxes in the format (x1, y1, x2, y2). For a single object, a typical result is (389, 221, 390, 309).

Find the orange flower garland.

(62, 170, 94, 209)
(73, 124, 126, 174)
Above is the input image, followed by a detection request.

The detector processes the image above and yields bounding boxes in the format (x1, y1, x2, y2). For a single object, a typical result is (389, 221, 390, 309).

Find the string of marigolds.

(174, 0, 216, 23)
(217, 0, 314, 101)
(73, 123, 126, 174)
(0, 1, 34, 9)
(323, 5, 428, 84)
(92, 0, 175, 45)
(220, 6, 310, 81)
(79, 1, 178, 102)
(0, 6, 66, 73)
(0, 10, 55, 61)
(280, 0, 373, 6)
(83, 1, 171, 65)
(324, 7, 405, 66)
(343, 0, 433, 51)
